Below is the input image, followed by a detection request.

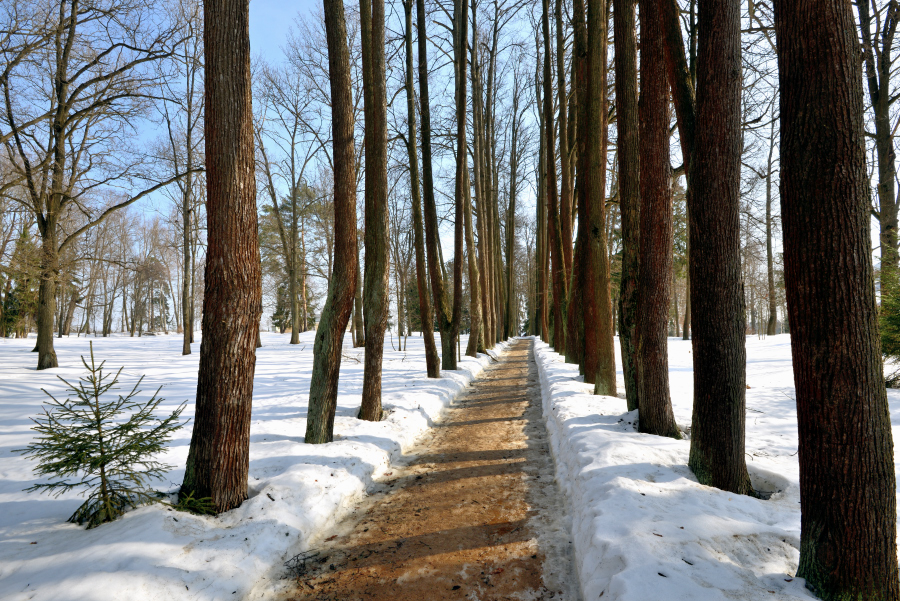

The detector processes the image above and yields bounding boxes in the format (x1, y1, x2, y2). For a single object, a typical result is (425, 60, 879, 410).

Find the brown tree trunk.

(450, 0, 468, 362)
(765, 124, 778, 337)
(614, 0, 639, 409)
(36, 231, 59, 369)
(568, 0, 587, 370)
(404, 0, 439, 377)
(636, 0, 678, 437)
(181, 0, 262, 512)
(464, 161, 484, 357)
(505, 78, 520, 339)
(556, 0, 573, 284)
(687, 0, 751, 494)
(353, 262, 365, 347)
(418, 0, 457, 370)
(542, 0, 566, 355)
(775, 1, 900, 597)
(583, 0, 616, 395)
(305, 0, 359, 444)
(359, 0, 390, 423)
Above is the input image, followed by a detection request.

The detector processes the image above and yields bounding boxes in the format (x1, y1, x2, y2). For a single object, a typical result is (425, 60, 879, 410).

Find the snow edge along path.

(530, 337, 816, 601)
(0, 335, 509, 601)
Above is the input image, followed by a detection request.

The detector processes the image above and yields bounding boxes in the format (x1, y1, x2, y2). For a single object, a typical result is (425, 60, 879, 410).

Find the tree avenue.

(4, 0, 900, 596)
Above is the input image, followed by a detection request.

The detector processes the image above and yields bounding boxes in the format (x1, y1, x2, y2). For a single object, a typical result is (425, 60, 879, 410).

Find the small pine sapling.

(16, 342, 186, 528)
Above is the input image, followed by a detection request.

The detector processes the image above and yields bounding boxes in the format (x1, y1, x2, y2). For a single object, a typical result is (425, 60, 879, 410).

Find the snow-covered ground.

(0, 331, 502, 601)
(534, 334, 900, 601)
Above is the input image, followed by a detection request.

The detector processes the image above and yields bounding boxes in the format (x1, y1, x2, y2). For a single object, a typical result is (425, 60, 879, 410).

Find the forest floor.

(281, 338, 579, 601)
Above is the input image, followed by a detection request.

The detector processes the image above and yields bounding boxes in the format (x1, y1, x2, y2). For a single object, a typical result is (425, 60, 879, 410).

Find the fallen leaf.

(325, 535, 338, 542)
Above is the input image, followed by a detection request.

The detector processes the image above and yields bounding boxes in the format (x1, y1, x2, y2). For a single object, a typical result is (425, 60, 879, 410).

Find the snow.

(0, 331, 504, 601)
(533, 334, 900, 601)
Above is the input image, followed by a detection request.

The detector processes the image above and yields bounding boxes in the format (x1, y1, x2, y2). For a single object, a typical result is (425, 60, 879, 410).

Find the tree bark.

(636, 0, 677, 437)
(583, 0, 616, 395)
(353, 262, 365, 347)
(359, 0, 390, 422)
(614, 0, 639, 409)
(305, 0, 359, 444)
(775, 0, 900, 597)
(404, 0, 439, 377)
(542, 0, 567, 355)
(687, 0, 751, 494)
(450, 0, 469, 363)
(765, 123, 777, 337)
(418, 0, 457, 369)
(181, 0, 262, 512)
(567, 0, 587, 370)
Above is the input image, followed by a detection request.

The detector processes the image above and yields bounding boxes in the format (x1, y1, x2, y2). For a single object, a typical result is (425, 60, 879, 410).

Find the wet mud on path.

(282, 338, 580, 601)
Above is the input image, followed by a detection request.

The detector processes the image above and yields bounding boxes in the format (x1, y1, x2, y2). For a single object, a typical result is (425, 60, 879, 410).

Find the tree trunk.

(682, 230, 691, 340)
(450, 0, 469, 364)
(353, 262, 365, 347)
(687, 0, 751, 494)
(359, 0, 390, 423)
(542, 0, 566, 355)
(765, 124, 778, 336)
(636, 0, 678, 437)
(181, 0, 262, 512)
(505, 77, 521, 340)
(583, 0, 616, 395)
(304, 0, 359, 444)
(404, 0, 439, 377)
(775, 1, 900, 597)
(418, 0, 457, 370)
(464, 160, 484, 357)
(556, 0, 573, 286)
(36, 232, 59, 369)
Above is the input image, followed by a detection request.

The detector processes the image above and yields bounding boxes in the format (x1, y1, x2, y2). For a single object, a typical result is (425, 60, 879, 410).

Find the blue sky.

(249, 0, 317, 64)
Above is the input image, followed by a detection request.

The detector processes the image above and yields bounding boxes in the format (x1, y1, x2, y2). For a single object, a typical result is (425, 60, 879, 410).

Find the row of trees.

(517, 0, 899, 598)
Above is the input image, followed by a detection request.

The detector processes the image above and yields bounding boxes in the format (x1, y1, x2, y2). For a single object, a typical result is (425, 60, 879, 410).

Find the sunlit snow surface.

(0, 331, 499, 600)
(535, 334, 900, 601)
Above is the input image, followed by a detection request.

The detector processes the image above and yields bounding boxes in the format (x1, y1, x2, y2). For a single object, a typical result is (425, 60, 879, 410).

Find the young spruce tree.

(17, 343, 185, 529)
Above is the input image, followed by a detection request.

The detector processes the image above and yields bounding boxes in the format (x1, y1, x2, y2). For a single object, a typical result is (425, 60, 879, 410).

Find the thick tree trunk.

(304, 0, 359, 444)
(775, 1, 900, 598)
(404, 0, 439, 377)
(687, 0, 751, 494)
(614, 0, 639, 409)
(636, 0, 677, 437)
(181, 0, 262, 512)
(359, 0, 390, 423)
(583, 0, 616, 395)
(418, 0, 457, 370)
(36, 233, 59, 369)
(542, 0, 566, 355)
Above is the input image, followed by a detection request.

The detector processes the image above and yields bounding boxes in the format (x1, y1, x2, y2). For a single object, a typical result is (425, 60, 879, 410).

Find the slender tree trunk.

(404, 0, 439, 377)
(765, 124, 778, 336)
(359, 0, 390, 422)
(636, 0, 678, 437)
(542, 0, 566, 354)
(464, 160, 484, 356)
(568, 0, 588, 370)
(687, 0, 751, 494)
(774, 1, 900, 597)
(682, 235, 691, 340)
(181, 0, 262, 512)
(418, 0, 457, 369)
(353, 262, 365, 347)
(182, 183, 193, 354)
(450, 0, 469, 363)
(305, 0, 359, 444)
(36, 231, 59, 369)
(556, 0, 573, 284)
(505, 80, 521, 340)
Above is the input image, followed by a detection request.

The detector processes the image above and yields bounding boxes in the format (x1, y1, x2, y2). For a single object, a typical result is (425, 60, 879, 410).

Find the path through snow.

(278, 338, 579, 601)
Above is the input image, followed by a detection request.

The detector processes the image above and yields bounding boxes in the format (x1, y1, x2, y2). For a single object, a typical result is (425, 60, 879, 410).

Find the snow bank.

(533, 336, 829, 601)
(0, 332, 505, 600)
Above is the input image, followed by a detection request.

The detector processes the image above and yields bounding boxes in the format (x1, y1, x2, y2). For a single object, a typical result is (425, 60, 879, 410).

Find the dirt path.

(281, 338, 579, 601)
